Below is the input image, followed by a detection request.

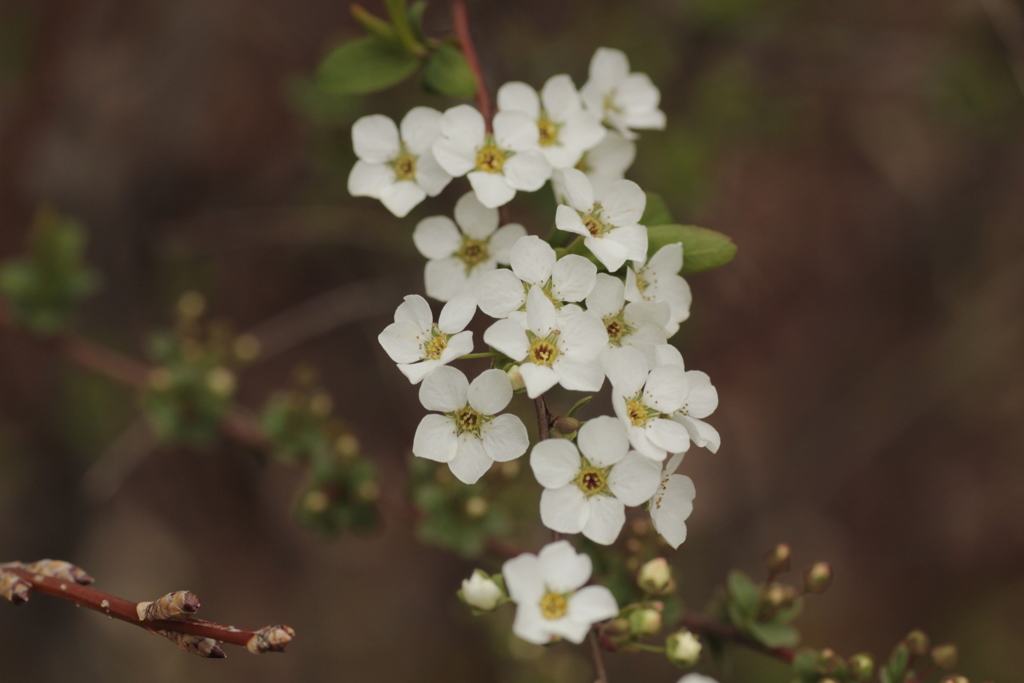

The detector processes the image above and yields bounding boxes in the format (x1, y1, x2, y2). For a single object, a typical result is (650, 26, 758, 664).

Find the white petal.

(438, 329, 474, 363)
(553, 357, 605, 393)
(431, 138, 476, 177)
(555, 204, 590, 238)
(600, 179, 645, 226)
(449, 436, 492, 484)
(646, 418, 691, 454)
(413, 216, 461, 259)
(607, 451, 662, 505)
(511, 603, 551, 645)
(497, 81, 541, 119)
(626, 301, 670, 330)
(468, 171, 516, 208)
(540, 486, 589, 535)
(510, 235, 556, 285)
(566, 585, 619, 625)
(543, 615, 592, 645)
(520, 363, 559, 398)
(624, 107, 666, 131)
(607, 224, 648, 263)
(585, 273, 625, 319)
(412, 414, 458, 462)
(397, 359, 440, 384)
(585, 235, 629, 272)
(550, 255, 598, 303)
(352, 114, 400, 163)
(559, 110, 606, 153)
(582, 496, 626, 545)
(644, 364, 688, 413)
(556, 310, 608, 360)
(424, 259, 468, 302)
(540, 143, 585, 171)
(379, 180, 426, 218)
(526, 282, 558, 336)
(538, 540, 591, 592)
(650, 474, 696, 549)
(602, 346, 649, 395)
(677, 415, 721, 453)
(618, 73, 661, 111)
(646, 243, 683, 275)
(665, 452, 685, 474)
(483, 319, 530, 361)
(481, 413, 529, 462)
(438, 293, 476, 333)
(439, 104, 486, 144)
(502, 553, 544, 603)
(478, 268, 527, 318)
(378, 321, 426, 364)
(394, 294, 433, 324)
(587, 47, 630, 91)
(530, 439, 581, 488)
(414, 151, 452, 196)
(493, 110, 540, 151)
(503, 152, 552, 191)
(559, 168, 595, 211)
(653, 343, 685, 368)
(347, 161, 392, 198)
(586, 131, 635, 178)
(454, 191, 499, 238)
(628, 425, 668, 461)
(489, 224, 527, 264)
(467, 368, 513, 414)
(400, 106, 442, 153)
(418, 365, 469, 412)
(682, 370, 718, 418)
(541, 74, 581, 119)
(577, 415, 629, 467)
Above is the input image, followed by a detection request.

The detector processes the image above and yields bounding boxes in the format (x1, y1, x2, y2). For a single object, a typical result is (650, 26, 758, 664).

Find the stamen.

(475, 141, 506, 174)
(576, 465, 609, 497)
(423, 331, 448, 360)
(537, 116, 559, 147)
(392, 150, 418, 181)
(458, 238, 489, 271)
(626, 397, 649, 427)
(539, 591, 568, 620)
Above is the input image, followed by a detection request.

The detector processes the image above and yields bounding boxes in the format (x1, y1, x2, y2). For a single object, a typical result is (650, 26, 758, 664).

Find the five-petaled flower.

(502, 540, 619, 645)
(648, 451, 696, 549)
(413, 192, 527, 303)
(412, 366, 529, 484)
(653, 344, 721, 453)
(530, 416, 660, 544)
(496, 75, 606, 170)
(625, 243, 692, 337)
(555, 168, 648, 272)
(377, 294, 476, 384)
(348, 107, 452, 217)
(555, 130, 636, 201)
(484, 286, 607, 398)
(585, 273, 669, 365)
(580, 47, 666, 139)
(602, 346, 691, 461)
(431, 105, 552, 208)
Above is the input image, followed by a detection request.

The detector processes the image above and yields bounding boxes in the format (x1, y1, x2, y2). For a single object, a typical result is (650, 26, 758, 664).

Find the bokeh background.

(2, 0, 1023, 681)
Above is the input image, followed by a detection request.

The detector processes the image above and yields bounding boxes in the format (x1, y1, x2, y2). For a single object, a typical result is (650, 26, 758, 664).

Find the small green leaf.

(886, 643, 909, 680)
(726, 570, 760, 622)
(647, 224, 737, 274)
(793, 650, 821, 681)
(566, 395, 593, 418)
(746, 621, 799, 648)
(318, 37, 420, 95)
(641, 192, 674, 227)
(422, 43, 477, 99)
(350, 5, 399, 45)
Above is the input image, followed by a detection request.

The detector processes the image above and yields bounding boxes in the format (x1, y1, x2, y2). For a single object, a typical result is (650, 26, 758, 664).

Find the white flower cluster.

(361, 47, 718, 645)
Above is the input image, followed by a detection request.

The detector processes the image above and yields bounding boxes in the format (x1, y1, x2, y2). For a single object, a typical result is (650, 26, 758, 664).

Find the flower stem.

(629, 642, 665, 653)
(589, 629, 610, 683)
(451, 0, 493, 130)
(458, 351, 502, 360)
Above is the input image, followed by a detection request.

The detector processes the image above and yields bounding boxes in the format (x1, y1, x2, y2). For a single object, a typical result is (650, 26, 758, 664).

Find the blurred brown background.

(1, 0, 1023, 681)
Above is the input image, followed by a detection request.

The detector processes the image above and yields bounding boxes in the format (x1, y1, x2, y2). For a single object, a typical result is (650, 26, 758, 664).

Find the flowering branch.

(0, 561, 294, 658)
(678, 612, 796, 663)
(451, 0, 493, 128)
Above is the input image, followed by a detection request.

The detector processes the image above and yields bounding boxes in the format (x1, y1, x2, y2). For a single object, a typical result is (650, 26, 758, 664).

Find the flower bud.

(505, 365, 525, 392)
(764, 543, 792, 573)
(931, 643, 958, 670)
(817, 648, 845, 676)
(940, 677, 968, 683)
(665, 630, 702, 668)
(629, 608, 662, 635)
(802, 562, 832, 594)
(637, 558, 673, 595)
(459, 569, 504, 612)
(552, 415, 580, 435)
(905, 630, 930, 656)
(206, 367, 236, 396)
(848, 653, 875, 681)
(464, 496, 488, 518)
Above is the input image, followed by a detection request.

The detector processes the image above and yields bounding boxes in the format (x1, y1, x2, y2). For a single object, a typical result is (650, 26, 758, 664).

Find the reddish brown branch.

(534, 396, 551, 442)
(452, 0, 493, 129)
(589, 629, 610, 683)
(1, 561, 293, 657)
(679, 612, 796, 663)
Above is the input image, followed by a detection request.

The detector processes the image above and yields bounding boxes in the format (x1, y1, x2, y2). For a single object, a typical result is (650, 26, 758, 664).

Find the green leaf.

(646, 224, 737, 274)
(746, 621, 799, 648)
(318, 37, 420, 95)
(793, 650, 821, 681)
(641, 192, 674, 227)
(565, 395, 593, 418)
(422, 43, 477, 99)
(726, 570, 760, 622)
(886, 643, 909, 681)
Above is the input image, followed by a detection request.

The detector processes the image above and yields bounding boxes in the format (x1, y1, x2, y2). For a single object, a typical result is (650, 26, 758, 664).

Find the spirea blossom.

(603, 346, 691, 461)
(431, 105, 552, 208)
(497, 75, 606, 170)
(530, 416, 660, 544)
(555, 131, 636, 201)
(654, 344, 721, 453)
(502, 540, 618, 645)
(649, 451, 696, 549)
(412, 366, 529, 484)
(377, 294, 475, 384)
(625, 243, 692, 337)
(585, 273, 669, 365)
(348, 107, 451, 217)
(477, 235, 597, 320)
(484, 286, 607, 398)
(555, 168, 648, 272)
(580, 47, 666, 139)
(413, 192, 527, 302)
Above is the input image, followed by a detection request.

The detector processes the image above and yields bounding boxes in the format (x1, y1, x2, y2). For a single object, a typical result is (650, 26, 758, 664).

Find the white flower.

(653, 345, 721, 453)
(484, 286, 607, 398)
(412, 366, 529, 484)
(477, 235, 597, 320)
(555, 169, 648, 272)
(530, 416, 660, 545)
(585, 273, 668, 365)
(667, 629, 704, 668)
(649, 451, 696, 549)
(580, 47, 666, 139)
(413, 192, 527, 303)
(602, 346, 690, 461)
(678, 676, 717, 683)
(377, 294, 475, 384)
(625, 243, 692, 337)
(347, 107, 452, 217)
(431, 105, 552, 208)
(497, 75, 606, 170)
(555, 131, 636, 201)
(502, 540, 618, 645)
(460, 569, 504, 611)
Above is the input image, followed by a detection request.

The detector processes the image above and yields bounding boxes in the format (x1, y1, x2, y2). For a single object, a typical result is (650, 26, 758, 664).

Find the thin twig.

(534, 396, 551, 442)
(589, 629, 610, 683)
(679, 612, 796, 663)
(452, 0, 493, 129)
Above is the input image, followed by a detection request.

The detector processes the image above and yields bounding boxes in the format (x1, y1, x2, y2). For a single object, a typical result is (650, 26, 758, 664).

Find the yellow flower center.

(475, 141, 506, 174)
(393, 150, 418, 181)
(527, 335, 560, 367)
(537, 116, 559, 147)
(452, 405, 486, 437)
(423, 331, 448, 360)
(626, 397, 650, 427)
(458, 238, 489, 271)
(576, 465, 609, 497)
(539, 591, 568, 620)
(604, 314, 632, 345)
(581, 205, 608, 237)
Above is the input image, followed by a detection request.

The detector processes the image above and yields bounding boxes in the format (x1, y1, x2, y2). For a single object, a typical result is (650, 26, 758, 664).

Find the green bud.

(665, 630, 702, 669)
(848, 653, 875, 681)
(931, 643, 958, 670)
(637, 558, 673, 595)
(764, 543, 792, 573)
(803, 562, 833, 594)
(817, 648, 845, 676)
(905, 629, 930, 656)
(552, 415, 581, 435)
(629, 608, 662, 636)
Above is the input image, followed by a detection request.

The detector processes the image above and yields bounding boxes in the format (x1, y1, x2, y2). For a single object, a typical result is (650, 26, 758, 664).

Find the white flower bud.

(459, 569, 504, 612)
(637, 557, 673, 594)
(666, 630, 702, 668)
(506, 365, 526, 392)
